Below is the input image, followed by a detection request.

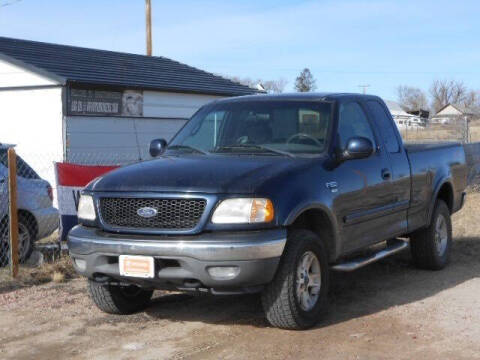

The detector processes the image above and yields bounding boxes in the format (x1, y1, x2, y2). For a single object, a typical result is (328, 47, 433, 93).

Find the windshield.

(168, 100, 333, 156)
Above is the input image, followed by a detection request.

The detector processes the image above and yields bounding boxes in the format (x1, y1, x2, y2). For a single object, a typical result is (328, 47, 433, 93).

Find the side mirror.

(149, 138, 167, 157)
(341, 137, 373, 161)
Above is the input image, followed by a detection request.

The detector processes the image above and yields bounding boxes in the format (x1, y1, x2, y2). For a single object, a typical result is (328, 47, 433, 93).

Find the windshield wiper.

(215, 144, 295, 158)
(167, 144, 210, 155)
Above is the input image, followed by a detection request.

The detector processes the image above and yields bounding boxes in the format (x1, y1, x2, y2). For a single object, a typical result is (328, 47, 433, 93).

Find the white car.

(0, 145, 59, 265)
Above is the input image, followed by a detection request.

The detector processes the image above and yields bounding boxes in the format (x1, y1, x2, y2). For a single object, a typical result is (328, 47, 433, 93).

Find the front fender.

(283, 201, 341, 261)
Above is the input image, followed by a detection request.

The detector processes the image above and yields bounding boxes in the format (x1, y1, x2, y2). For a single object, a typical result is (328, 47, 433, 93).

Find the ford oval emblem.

(137, 207, 158, 218)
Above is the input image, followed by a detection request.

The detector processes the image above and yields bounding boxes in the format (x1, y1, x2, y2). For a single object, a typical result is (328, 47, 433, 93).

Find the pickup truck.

(68, 93, 467, 329)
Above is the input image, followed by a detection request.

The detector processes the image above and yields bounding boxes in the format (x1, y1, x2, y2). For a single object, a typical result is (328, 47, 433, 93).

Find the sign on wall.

(68, 87, 143, 116)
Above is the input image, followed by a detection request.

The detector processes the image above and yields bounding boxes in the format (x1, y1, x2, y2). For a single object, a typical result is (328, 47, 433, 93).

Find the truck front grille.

(99, 197, 207, 231)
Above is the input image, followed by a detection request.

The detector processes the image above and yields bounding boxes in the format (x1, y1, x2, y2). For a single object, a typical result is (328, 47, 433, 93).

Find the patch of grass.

(0, 255, 77, 293)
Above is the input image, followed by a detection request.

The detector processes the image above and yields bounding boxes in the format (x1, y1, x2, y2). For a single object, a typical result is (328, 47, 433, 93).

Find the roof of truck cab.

(211, 92, 383, 103)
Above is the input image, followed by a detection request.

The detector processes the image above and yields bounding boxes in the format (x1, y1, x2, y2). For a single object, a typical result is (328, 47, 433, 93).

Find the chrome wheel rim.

(434, 214, 448, 256)
(296, 251, 321, 311)
(0, 223, 31, 262)
(18, 223, 31, 261)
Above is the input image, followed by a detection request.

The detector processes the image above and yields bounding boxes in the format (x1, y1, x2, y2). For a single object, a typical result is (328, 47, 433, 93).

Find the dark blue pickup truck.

(68, 93, 467, 329)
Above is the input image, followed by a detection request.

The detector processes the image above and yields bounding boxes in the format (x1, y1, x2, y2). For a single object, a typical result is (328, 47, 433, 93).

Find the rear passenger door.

(366, 100, 410, 236)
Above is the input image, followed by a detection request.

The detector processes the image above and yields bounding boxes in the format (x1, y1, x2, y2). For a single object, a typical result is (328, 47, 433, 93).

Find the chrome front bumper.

(67, 225, 287, 290)
(68, 225, 286, 261)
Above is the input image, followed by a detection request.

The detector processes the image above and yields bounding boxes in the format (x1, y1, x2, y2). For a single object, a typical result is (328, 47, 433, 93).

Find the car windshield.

(168, 100, 333, 156)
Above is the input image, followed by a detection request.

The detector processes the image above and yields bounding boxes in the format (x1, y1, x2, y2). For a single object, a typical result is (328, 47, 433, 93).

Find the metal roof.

(0, 36, 259, 96)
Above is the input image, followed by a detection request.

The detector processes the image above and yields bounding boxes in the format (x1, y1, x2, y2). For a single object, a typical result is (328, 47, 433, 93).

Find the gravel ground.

(1, 194, 479, 360)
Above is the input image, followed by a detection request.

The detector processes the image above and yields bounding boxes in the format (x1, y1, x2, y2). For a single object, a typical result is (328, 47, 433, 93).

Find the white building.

(384, 100, 425, 129)
(0, 37, 258, 185)
(431, 104, 480, 124)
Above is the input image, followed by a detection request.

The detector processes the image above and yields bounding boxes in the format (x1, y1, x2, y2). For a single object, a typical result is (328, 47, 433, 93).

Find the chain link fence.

(1, 142, 480, 281)
(0, 148, 138, 275)
(400, 116, 479, 144)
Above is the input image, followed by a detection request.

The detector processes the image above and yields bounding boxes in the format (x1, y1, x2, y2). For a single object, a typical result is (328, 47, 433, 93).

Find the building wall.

(0, 87, 63, 186)
(436, 105, 463, 116)
(0, 59, 58, 87)
(143, 91, 221, 118)
(66, 91, 223, 164)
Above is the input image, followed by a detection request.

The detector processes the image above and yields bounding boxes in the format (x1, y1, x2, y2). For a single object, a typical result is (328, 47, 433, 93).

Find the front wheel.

(261, 229, 329, 330)
(410, 199, 452, 270)
(88, 280, 153, 315)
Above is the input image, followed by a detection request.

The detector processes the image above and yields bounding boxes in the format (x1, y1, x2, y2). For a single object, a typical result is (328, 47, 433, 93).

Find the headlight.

(77, 194, 96, 222)
(211, 198, 274, 224)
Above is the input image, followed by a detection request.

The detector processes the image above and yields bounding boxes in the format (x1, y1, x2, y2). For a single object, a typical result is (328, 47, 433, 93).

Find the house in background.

(0, 37, 259, 186)
(385, 100, 426, 129)
(431, 104, 480, 124)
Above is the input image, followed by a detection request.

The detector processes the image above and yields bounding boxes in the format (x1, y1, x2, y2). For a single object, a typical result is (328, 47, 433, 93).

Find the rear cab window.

(366, 101, 401, 153)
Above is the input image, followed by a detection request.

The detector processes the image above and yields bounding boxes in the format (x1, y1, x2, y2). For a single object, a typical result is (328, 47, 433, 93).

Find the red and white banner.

(55, 163, 118, 240)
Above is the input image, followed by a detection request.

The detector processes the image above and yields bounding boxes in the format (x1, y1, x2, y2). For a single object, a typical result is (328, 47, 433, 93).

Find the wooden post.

(146, 0, 152, 56)
(7, 148, 19, 278)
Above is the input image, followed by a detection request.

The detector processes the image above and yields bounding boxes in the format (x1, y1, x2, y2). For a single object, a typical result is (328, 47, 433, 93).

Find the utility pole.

(358, 84, 370, 94)
(146, 0, 152, 56)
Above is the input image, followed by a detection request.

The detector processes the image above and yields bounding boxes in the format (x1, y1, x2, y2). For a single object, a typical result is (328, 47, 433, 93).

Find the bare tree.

(430, 79, 469, 113)
(463, 90, 480, 110)
(226, 76, 288, 93)
(396, 85, 428, 112)
(295, 68, 316, 92)
(261, 78, 288, 94)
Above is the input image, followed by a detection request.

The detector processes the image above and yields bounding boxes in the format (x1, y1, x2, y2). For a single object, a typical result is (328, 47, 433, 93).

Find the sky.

(1, 0, 479, 100)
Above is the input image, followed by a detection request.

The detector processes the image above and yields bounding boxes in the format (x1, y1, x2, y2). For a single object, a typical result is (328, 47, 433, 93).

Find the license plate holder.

(119, 255, 155, 278)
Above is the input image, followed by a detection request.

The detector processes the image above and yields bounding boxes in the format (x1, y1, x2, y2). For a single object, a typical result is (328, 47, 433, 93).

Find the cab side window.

(337, 102, 376, 149)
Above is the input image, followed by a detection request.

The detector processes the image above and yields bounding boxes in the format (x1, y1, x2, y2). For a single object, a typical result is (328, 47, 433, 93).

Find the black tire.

(261, 229, 329, 330)
(410, 199, 452, 270)
(87, 280, 153, 315)
(0, 218, 8, 267)
(0, 215, 34, 267)
(18, 214, 34, 263)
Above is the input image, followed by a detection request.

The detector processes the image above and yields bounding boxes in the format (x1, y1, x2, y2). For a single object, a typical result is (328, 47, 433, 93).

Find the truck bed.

(404, 142, 461, 153)
(404, 141, 467, 232)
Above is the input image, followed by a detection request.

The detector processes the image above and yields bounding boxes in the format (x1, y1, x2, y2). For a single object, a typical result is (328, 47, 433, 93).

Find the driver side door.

(331, 101, 395, 253)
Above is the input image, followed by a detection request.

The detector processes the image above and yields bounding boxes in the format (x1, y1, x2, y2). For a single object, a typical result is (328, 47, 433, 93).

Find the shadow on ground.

(139, 237, 480, 329)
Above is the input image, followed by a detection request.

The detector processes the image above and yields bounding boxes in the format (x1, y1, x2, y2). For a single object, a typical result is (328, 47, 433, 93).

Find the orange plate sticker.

(119, 255, 155, 278)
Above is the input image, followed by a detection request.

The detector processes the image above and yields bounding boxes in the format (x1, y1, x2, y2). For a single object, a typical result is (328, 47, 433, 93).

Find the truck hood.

(86, 155, 315, 194)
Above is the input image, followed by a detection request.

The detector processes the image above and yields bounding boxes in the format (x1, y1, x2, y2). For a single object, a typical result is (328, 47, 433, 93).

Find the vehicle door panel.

(365, 100, 410, 237)
(331, 101, 395, 254)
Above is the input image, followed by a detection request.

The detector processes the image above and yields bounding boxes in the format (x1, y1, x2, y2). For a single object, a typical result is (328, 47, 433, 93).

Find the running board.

(331, 239, 409, 272)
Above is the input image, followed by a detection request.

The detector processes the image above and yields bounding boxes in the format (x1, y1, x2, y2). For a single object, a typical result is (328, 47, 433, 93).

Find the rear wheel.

(88, 280, 153, 314)
(410, 199, 452, 270)
(261, 229, 329, 330)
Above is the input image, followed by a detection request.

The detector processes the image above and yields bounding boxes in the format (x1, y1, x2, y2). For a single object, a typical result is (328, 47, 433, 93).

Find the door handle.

(381, 168, 391, 180)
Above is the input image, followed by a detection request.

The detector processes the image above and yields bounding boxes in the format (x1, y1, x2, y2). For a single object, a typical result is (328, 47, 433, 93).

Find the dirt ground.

(1, 194, 480, 360)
